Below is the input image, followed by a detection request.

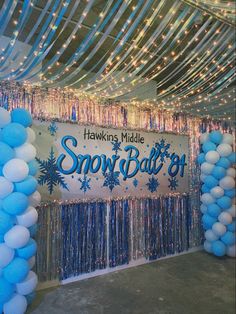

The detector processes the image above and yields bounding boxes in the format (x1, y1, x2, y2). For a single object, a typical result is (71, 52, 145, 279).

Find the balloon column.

(198, 130, 236, 257)
(0, 108, 40, 313)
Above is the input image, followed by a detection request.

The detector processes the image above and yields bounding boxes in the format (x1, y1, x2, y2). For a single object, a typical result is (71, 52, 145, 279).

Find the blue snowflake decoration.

(155, 139, 170, 162)
(111, 141, 122, 155)
(78, 174, 91, 193)
(146, 176, 159, 193)
(168, 177, 178, 191)
(133, 178, 138, 187)
(103, 171, 120, 191)
(36, 147, 69, 194)
(48, 121, 58, 136)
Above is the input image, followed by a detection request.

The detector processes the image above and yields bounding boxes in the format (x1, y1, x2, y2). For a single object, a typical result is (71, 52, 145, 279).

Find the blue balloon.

(227, 221, 236, 232)
(14, 176, 38, 196)
(3, 192, 29, 215)
(0, 141, 15, 165)
(217, 196, 232, 209)
(211, 166, 226, 180)
(2, 123, 27, 147)
(204, 175, 218, 188)
(0, 199, 3, 210)
(0, 165, 3, 176)
(25, 291, 36, 305)
(224, 189, 236, 198)
(202, 214, 217, 229)
(3, 257, 29, 284)
(197, 153, 205, 164)
(216, 157, 231, 169)
(201, 184, 210, 193)
(221, 231, 236, 246)
(29, 224, 38, 237)
(28, 160, 39, 176)
(207, 204, 221, 218)
(212, 240, 226, 257)
(202, 141, 217, 153)
(0, 277, 14, 303)
(0, 210, 13, 234)
(16, 238, 37, 260)
(228, 152, 236, 164)
(11, 108, 32, 127)
(209, 130, 223, 144)
(0, 233, 4, 243)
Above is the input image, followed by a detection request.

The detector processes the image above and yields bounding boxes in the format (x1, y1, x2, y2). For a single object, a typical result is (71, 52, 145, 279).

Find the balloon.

(201, 162, 214, 175)
(28, 256, 36, 270)
(201, 184, 210, 193)
(219, 176, 235, 190)
(209, 130, 223, 144)
(3, 158, 29, 182)
(204, 175, 218, 188)
(16, 206, 38, 228)
(202, 141, 216, 153)
(28, 224, 38, 237)
(226, 205, 236, 218)
(15, 143, 37, 163)
(200, 174, 207, 182)
(197, 153, 205, 164)
(3, 192, 29, 215)
(2, 123, 27, 147)
(227, 221, 236, 232)
(26, 127, 36, 143)
(11, 108, 32, 127)
(0, 244, 14, 268)
(228, 152, 236, 164)
(16, 271, 38, 295)
(203, 240, 212, 253)
(216, 157, 231, 169)
(217, 196, 232, 209)
(201, 193, 215, 205)
(226, 244, 236, 257)
(212, 240, 226, 257)
(222, 133, 234, 145)
(205, 151, 220, 164)
(28, 160, 38, 176)
(0, 142, 15, 166)
(4, 225, 30, 249)
(28, 191, 41, 207)
(205, 230, 218, 242)
(0, 176, 14, 199)
(202, 214, 217, 229)
(0, 165, 3, 176)
(212, 222, 227, 236)
(0, 278, 14, 303)
(14, 176, 38, 196)
(3, 257, 29, 284)
(200, 204, 208, 214)
(210, 186, 224, 199)
(211, 166, 226, 180)
(221, 231, 235, 246)
(3, 293, 27, 314)
(224, 189, 236, 198)
(218, 212, 232, 225)
(16, 239, 37, 260)
(207, 203, 221, 218)
(0, 107, 11, 128)
(217, 143, 232, 157)
(226, 167, 236, 177)
(0, 209, 13, 234)
(200, 133, 209, 144)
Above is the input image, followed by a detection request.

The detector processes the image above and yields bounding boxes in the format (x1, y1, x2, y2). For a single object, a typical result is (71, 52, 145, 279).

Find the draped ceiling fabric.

(0, 0, 235, 120)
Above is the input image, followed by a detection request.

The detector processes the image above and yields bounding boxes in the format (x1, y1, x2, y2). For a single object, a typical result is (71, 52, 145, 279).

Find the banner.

(33, 120, 189, 200)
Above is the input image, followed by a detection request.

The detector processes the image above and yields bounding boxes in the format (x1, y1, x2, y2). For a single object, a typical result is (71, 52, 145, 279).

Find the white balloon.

(203, 240, 212, 253)
(3, 158, 29, 182)
(0, 107, 11, 128)
(205, 230, 218, 242)
(26, 127, 36, 143)
(3, 293, 27, 314)
(16, 271, 38, 295)
(218, 212, 232, 225)
(222, 133, 234, 145)
(212, 222, 227, 236)
(28, 191, 41, 207)
(205, 151, 220, 164)
(200, 133, 209, 144)
(200, 204, 208, 214)
(219, 176, 235, 190)
(28, 256, 36, 269)
(15, 143, 36, 163)
(210, 186, 224, 199)
(226, 244, 236, 257)
(226, 205, 236, 218)
(200, 174, 207, 182)
(201, 193, 215, 205)
(217, 143, 232, 157)
(16, 206, 38, 228)
(0, 243, 14, 268)
(0, 176, 13, 199)
(226, 167, 236, 178)
(201, 162, 214, 175)
(4, 225, 30, 249)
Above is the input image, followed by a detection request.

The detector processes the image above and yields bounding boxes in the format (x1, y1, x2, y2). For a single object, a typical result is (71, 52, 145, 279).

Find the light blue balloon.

(197, 153, 205, 164)
(228, 152, 236, 164)
(204, 240, 212, 253)
(216, 157, 231, 169)
(212, 240, 226, 257)
(29, 224, 38, 237)
(209, 130, 223, 144)
(3, 257, 29, 284)
(28, 160, 39, 176)
(227, 221, 236, 232)
(2, 123, 27, 147)
(202, 141, 217, 153)
(211, 166, 226, 180)
(202, 214, 217, 229)
(3, 192, 29, 215)
(14, 176, 38, 196)
(221, 231, 236, 246)
(201, 184, 210, 193)
(0, 142, 15, 165)
(224, 189, 236, 198)
(0, 210, 13, 234)
(16, 239, 37, 260)
(207, 204, 221, 218)
(204, 175, 218, 188)
(217, 196, 232, 209)
(11, 108, 32, 127)
(0, 277, 14, 303)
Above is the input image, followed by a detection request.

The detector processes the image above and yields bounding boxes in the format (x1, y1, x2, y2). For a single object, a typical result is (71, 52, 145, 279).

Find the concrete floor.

(28, 251, 235, 314)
